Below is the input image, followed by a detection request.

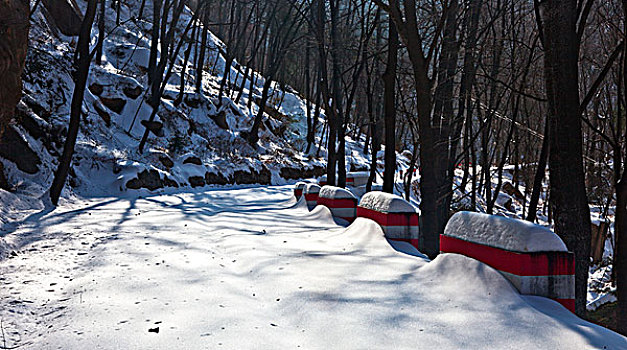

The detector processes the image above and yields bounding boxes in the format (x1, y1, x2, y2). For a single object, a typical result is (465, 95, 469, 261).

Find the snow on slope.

(0, 185, 624, 349)
(7, 0, 378, 202)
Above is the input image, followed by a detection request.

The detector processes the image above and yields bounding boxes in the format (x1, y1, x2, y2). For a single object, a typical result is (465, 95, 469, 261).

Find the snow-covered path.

(1, 185, 625, 349)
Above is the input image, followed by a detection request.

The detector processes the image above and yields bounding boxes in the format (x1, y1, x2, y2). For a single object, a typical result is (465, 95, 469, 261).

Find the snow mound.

(444, 211, 567, 252)
(359, 191, 417, 213)
(319, 186, 357, 200)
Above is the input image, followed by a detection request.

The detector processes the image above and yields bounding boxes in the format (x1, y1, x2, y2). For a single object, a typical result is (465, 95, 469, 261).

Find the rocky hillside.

(0, 0, 381, 201)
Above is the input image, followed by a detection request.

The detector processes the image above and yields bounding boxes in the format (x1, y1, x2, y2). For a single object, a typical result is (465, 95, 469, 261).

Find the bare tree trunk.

(0, 0, 28, 139)
(147, 0, 162, 86)
(196, 10, 208, 94)
(382, 16, 398, 194)
(330, 0, 344, 187)
(50, 0, 98, 205)
(615, 2, 627, 333)
(527, 120, 549, 223)
(95, 0, 105, 65)
(538, 0, 591, 316)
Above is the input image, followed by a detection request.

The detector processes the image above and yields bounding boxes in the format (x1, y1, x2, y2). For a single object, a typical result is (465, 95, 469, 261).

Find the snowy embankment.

(0, 186, 624, 349)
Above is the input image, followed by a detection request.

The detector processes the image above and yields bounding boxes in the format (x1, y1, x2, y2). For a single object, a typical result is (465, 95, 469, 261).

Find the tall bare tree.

(536, 0, 592, 316)
(50, 0, 99, 205)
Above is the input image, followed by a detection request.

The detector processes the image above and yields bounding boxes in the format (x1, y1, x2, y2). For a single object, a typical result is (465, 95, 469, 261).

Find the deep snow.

(0, 185, 624, 349)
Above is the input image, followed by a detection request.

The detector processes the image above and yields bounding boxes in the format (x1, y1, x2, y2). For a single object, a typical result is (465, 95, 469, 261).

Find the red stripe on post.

(304, 194, 319, 202)
(440, 235, 574, 276)
(357, 207, 419, 227)
(554, 298, 575, 313)
(317, 197, 358, 208)
(294, 189, 303, 198)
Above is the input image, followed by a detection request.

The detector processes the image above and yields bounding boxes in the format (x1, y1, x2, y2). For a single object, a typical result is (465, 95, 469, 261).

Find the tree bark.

(50, 0, 98, 205)
(615, 1, 627, 333)
(538, 0, 591, 316)
(147, 0, 162, 86)
(382, 16, 398, 194)
(527, 120, 549, 223)
(0, 0, 29, 139)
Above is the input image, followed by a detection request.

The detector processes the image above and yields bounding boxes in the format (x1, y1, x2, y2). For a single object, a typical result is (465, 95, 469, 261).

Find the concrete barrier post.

(294, 182, 306, 199)
(317, 186, 358, 222)
(440, 211, 575, 312)
(357, 191, 419, 248)
(304, 184, 321, 211)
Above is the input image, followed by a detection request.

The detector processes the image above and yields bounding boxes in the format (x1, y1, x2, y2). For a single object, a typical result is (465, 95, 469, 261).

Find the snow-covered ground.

(1, 185, 624, 349)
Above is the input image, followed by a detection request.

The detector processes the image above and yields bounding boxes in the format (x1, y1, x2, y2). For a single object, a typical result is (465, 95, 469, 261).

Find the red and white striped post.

(304, 184, 321, 211)
(440, 211, 575, 313)
(317, 186, 358, 223)
(294, 182, 306, 199)
(356, 191, 419, 248)
(346, 171, 370, 187)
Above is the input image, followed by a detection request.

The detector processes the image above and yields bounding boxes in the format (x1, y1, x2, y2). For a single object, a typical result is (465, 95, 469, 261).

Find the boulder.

(93, 101, 111, 126)
(123, 85, 143, 99)
(89, 83, 104, 96)
(0, 162, 8, 190)
(205, 171, 229, 185)
(232, 166, 271, 185)
(188, 176, 206, 188)
(0, 125, 41, 174)
(502, 181, 524, 200)
(100, 97, 126, 114)
(209, 110, 229, 130)
(42, 0, 83, 36)
(279, 165, 325, 180)
(16, 101, 50, 139)
(141, 120, 164, 137)
(159, 155, 174, 168)
(163, 176, 179, 188)
(183, 94, 202, 108)
(125, 169, 163, 191)
(183, 156, 202, 165)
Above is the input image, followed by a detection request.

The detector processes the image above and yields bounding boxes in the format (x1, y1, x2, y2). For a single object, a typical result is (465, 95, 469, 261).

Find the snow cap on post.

(294, 181, 306, 199)
(304, 183, 321, 211)
(357, 191, 419, 248)
(444, 211, 567, 252)
(359, 191, 417, 214)
(317, 186, 358, 223)
(441, 211, 575, 313)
